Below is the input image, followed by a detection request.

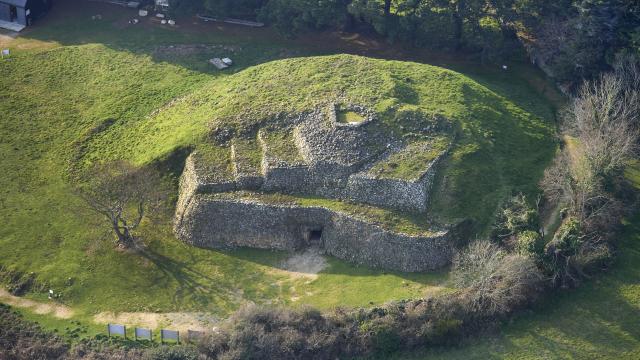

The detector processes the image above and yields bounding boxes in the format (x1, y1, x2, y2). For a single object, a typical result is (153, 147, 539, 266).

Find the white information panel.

(161, 329, 179, 343)
(135, 327, 152, 340)
(107, 324, 126, 337)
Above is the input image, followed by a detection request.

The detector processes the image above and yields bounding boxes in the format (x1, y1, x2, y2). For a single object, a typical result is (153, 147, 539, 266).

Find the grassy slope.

(0, 0, 556, 341)
(261, 129, 305, 163)
(369, 137, 450, 180)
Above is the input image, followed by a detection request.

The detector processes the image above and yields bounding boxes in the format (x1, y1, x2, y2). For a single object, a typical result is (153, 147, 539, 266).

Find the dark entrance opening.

(9, 6, 17, 22)
(308, 229, 323, 245)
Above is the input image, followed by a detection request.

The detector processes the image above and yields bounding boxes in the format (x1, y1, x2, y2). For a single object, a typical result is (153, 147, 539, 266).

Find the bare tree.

(539, 57, 639, 286)
(543, 57, 639, 220)
(541, 148, 603, 223)
(540, 150, 572, 206)
(75, 161, 170, 248)
(565, 68, 639, 179)
(613, 53, 640, 96)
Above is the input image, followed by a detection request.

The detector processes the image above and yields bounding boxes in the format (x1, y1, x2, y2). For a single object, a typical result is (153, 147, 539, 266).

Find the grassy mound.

(0, 22, 554, 339)
(81, 53, 555, 227)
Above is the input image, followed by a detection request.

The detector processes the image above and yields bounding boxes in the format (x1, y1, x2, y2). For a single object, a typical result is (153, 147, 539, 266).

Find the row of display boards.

(107, 323, 205, 344)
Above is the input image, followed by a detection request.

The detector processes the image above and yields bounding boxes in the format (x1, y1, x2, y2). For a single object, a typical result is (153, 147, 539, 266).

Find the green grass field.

(0, 0, 565, 348)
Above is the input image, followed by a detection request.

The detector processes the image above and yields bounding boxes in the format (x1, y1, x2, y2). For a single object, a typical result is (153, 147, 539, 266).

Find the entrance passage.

(9, 6, 16, 22)
(308, 229, 323, 245)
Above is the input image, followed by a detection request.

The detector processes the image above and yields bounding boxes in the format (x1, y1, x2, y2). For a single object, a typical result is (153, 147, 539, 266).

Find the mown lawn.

(0, 0, 557, 342)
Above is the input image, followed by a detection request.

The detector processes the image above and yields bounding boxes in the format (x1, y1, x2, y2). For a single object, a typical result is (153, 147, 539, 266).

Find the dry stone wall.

(175, 195, 454, 272)
(180, 106, 450, 213)
(231, 145, 263, 190)
(258, 129, 310, 192)
(346, 148, 446, 211)
(292, 107, 382, 169)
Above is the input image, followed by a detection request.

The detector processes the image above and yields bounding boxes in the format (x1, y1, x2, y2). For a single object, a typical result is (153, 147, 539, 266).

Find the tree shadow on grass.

(391, 281, 640, 360)
(480, 219, 640, 357)
(473, 294, 639, 358)
(137, 246, 223, 309)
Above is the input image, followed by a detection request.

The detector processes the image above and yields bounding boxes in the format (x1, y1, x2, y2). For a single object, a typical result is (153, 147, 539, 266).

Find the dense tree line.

(168, 0, 639, 86)
(529, 1, 640, 86)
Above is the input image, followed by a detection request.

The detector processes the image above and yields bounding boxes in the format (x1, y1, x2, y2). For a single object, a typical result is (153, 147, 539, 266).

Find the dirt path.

(93, 311, 217, 333)
(563, 135, 581, 167)
(0, 31, 17, 47)
(541, 135, 579, 237)
(0, 288, 74, 319)
(0, 287, 217, 332)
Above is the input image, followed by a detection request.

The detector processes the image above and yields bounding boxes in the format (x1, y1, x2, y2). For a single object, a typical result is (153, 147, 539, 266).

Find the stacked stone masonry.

(174, 105, 457, 272)
(176, 196, 454, 272)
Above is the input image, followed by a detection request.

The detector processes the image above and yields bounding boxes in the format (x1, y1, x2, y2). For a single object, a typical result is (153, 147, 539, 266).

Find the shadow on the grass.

(137, 246, 219, 308)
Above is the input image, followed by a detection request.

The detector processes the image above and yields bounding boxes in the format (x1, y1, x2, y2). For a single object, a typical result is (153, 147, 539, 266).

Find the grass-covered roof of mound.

(82, 54, 555, 228)
(368, 136, 451, 181)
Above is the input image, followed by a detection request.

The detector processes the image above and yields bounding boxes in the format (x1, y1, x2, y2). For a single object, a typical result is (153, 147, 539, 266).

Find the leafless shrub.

(452, 241, 543, 316)
(540, 150, 573, 206)
(67, 345, 147, 360)
(542, 57, 639, 237)
(200, 304, 361, 360)
(142, 345, 198, 360)
(564, 58, 639, 178)
(0, 304, 69, 360)
(543, 216, 614, 287)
